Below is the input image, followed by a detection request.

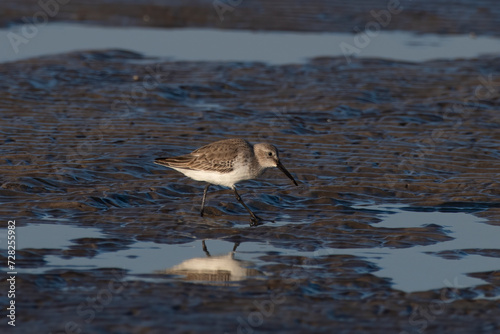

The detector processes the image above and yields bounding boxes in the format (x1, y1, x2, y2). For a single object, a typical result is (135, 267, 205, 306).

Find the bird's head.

(254, 143, 298, 186)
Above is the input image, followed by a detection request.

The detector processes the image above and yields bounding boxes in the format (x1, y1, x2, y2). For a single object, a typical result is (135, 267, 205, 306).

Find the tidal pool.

(1, 23, 500, 64)
(14, 204, 500, 294)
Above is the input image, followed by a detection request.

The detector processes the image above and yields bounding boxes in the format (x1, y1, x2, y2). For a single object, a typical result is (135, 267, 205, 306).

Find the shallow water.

(347, 205, 500, 292)
(2, 23, 500, 64)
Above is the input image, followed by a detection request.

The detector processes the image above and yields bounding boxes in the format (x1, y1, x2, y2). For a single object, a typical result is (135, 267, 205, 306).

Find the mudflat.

(1, 1, 499, 333)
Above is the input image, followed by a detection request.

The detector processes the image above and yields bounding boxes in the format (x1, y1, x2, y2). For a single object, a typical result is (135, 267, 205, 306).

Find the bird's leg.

(232, 187, 263, 226)
(232, 242, 240, 252)
(202, 240, 211, 257)
(200, 184, 210, 217)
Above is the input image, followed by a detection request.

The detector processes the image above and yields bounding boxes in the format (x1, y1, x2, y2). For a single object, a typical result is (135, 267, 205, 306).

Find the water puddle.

(16, 224, 104, 250)
(13, 205, 500, 294)
(329, 204, 500, 292)
(1, 23, 500, 64)
(28, 238, 262, 280)
(15, 226, 310, 282)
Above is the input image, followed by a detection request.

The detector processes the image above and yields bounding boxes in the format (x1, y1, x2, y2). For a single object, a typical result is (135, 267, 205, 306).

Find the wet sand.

(1, 49, 499, 333)
(1, 0, 500, 36)
(1, 1, 500, 333)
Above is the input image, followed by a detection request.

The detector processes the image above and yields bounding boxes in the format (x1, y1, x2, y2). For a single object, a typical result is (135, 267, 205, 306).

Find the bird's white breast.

(172, 164, 256, 188)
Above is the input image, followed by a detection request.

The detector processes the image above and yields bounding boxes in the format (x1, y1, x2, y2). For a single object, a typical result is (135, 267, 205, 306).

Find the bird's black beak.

(277, 161, 298, 186)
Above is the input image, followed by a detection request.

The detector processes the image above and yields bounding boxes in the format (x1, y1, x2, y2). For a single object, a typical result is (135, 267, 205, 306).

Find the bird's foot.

(249, 215, 265, 227)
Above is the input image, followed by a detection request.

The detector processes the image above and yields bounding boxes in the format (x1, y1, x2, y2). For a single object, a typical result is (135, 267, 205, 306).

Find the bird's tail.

(154, 158, 171, 167)
(154, 155, 194, 168)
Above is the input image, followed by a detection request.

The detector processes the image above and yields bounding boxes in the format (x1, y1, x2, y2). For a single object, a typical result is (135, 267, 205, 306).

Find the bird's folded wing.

(155, 154, 235, 173)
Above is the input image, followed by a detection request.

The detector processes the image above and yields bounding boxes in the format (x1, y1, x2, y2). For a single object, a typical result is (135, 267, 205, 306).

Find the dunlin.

(154, 138, 298, 225)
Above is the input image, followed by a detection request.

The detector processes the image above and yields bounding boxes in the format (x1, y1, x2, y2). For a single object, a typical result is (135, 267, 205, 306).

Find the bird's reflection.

(158, 240, 261, 283)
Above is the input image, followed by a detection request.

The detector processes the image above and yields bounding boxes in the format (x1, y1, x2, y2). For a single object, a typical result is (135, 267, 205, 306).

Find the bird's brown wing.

(190, 139, 251, 173)
(154, 153, 235, 173)
(191, 156, 235, 173)
(155, 139, 250, 173)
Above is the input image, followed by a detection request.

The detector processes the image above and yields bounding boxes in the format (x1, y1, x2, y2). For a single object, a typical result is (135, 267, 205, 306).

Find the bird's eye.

(268, 152, 273, 157)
